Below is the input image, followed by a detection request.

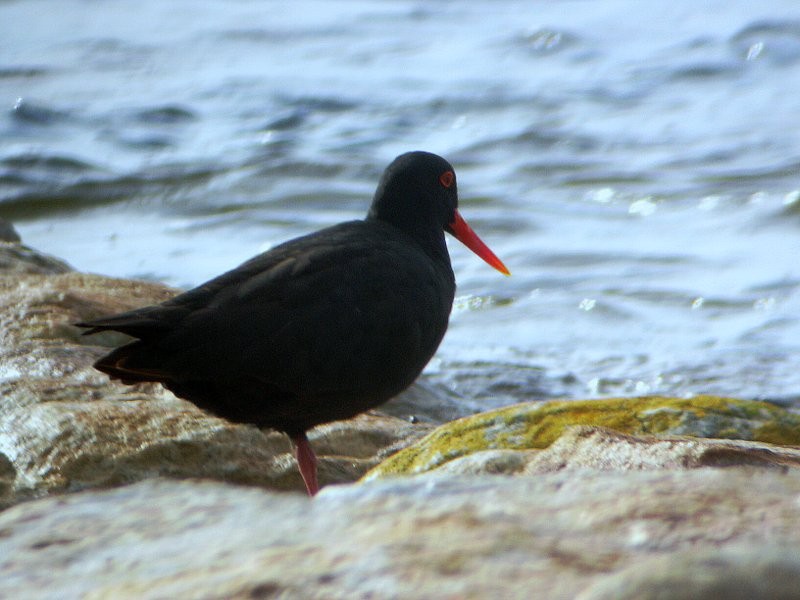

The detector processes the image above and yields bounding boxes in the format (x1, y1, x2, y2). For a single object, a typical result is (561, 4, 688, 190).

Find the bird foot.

(291, 432, 319, 496)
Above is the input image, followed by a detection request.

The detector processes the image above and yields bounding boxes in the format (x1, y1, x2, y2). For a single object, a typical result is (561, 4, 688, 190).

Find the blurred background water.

(2, 0, 800, 409)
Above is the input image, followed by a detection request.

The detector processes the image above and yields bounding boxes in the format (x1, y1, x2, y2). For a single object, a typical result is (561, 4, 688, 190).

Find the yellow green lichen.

(753, 420, 800, 447)
(364, 395, 800, 479)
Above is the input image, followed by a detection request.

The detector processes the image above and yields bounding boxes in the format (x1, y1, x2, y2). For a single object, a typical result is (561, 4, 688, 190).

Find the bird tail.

(75, 305, 177, 340)
(92, 341, 173, 385)
(75, 317, 166, 339)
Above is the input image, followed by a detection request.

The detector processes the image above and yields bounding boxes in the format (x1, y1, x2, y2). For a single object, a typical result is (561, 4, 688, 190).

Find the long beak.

(448, 210, 510, 276)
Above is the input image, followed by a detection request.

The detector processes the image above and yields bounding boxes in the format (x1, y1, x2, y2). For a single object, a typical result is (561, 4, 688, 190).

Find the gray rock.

(0, 220, 21, 243)
(0, 452, 15, 508)
(524, 425, 800, 473)
(2, 469, 800, 598)
(421, 426, 800, 478)
(0, 377, 430, 504)
(0, 241, 72, 274)
(379, 378, 483, 424)
(0, 268, 433, 504)
(577, 546, 800, 600)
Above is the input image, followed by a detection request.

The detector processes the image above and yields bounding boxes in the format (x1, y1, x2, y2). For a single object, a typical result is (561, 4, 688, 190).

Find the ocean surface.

(2, 1, 800, 410)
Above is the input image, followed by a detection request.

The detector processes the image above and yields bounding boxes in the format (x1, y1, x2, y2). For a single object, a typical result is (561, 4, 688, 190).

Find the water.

(2, 0, 800, 409)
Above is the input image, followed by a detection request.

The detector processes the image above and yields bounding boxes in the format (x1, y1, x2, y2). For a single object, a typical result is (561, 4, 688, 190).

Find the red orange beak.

(448, 210, 510, 276)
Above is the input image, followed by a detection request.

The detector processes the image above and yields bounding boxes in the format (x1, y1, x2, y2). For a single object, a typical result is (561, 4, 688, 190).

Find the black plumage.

(78, 151, 508, 495)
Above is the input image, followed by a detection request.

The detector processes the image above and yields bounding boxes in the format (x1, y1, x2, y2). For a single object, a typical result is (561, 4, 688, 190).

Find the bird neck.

(366, 212, 451, 268)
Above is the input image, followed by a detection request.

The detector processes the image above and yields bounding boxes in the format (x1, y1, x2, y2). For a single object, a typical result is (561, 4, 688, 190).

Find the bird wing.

(77, 221, 365, 339)
(83, 221, 454, 399)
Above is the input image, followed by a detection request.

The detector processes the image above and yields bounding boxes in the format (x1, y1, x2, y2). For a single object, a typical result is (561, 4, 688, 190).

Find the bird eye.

(439, 170, 455, 188)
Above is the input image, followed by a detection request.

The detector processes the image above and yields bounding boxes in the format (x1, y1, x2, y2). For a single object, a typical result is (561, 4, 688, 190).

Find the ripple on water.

(731, 20, 800, 65)
(3, 1, 800, 408)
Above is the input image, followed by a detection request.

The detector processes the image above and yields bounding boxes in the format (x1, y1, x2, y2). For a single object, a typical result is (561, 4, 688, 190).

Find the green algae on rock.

(363, 396, 800, 479)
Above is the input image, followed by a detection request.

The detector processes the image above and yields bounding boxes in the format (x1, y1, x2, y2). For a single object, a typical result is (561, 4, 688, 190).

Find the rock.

(577, 546, 800, 600)
(0, 241, 72, 274)
(0, 372, 430, 504)
(0, 267, 433, 504)
(424, 425, 800, 476)
(0, 451, 15, 508)
(526, 425, 800, 472)
(2, 389, 288, 500)
(0, 386, 430, 504)
(377, 378, 483, 424)
(0, 220, 21, 243)
(309, 413, 433, 461)
(365, 396, 800, 479)
(429, 447, 534, 476)
(0, 272, 177, 383)
(425, 359, 556, 408)
(2, 470, 800, 598)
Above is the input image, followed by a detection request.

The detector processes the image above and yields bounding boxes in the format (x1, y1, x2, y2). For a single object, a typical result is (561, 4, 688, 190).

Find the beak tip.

(450, 210, 510, 277)
(494, 262, 511, 277)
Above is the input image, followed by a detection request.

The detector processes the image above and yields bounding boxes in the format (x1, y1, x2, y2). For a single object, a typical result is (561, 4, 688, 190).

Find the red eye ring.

(439, 170, 455, 188)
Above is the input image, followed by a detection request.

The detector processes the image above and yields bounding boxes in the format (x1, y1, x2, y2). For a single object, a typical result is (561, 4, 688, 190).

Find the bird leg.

(291, 431, 319, 496)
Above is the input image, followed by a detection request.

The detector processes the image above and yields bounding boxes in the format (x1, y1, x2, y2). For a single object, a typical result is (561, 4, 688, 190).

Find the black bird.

(77, 151, 509, 495)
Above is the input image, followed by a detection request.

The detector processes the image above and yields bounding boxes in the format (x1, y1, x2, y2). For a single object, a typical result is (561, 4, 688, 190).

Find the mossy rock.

(364, 395, 800, 479)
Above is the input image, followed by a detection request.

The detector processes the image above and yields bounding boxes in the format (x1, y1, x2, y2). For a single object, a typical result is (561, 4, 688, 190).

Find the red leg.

(291, 431, 319, 496)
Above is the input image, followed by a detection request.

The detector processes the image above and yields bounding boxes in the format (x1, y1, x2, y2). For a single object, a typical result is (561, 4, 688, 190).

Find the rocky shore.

(2, 236, 800, 599)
